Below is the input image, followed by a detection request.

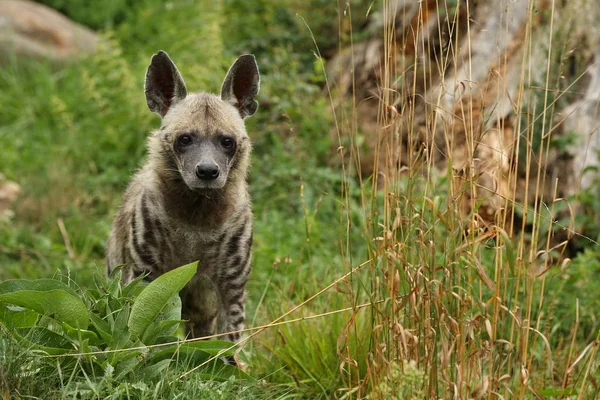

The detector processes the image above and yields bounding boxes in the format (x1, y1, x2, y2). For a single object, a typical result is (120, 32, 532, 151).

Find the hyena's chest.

(156, 214, 253, 279)
(157, 228, 225, 276)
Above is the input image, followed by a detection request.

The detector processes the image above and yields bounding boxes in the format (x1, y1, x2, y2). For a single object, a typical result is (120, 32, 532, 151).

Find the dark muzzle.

(195, 164, 220, 180)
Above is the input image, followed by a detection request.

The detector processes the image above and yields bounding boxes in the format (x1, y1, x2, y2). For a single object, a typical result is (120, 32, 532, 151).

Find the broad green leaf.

(0, 303, 38, 328)
(114, 353, 143, 381)
(0, 289, 89, 329)
(107, 272, 122, 298)
(15, 326, 73, 355)
(107, 303, 132, 351)
(142, 320, 184, 345)
(108, 264, 127, 280)
(158, 294, 183, 323)
(149, 339, 237, 364)
(108, 345, 144, 366)
(89, 313, 113, 343)
(198, 363, 253, 381)
(181, 339, 237, 356)
(141, 359, 172, 381)
(63, 326, 100, 346)
(86, 287, 102, 302)
(148, 344, 223, 376)
(121, 273, 147, 298)
(153, 335, 179, 344)
(141, 294, 183, 344)
(0, 279, 78, 297)
(128, 262, 197, 341)
(114, 303, 131, 336)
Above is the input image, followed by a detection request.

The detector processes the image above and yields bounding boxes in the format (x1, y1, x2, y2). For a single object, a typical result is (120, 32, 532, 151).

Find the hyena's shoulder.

(106, 167, 168, 278)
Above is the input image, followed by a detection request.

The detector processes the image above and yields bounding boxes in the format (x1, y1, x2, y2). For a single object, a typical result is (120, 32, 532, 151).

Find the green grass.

(1, 0, 600, 398)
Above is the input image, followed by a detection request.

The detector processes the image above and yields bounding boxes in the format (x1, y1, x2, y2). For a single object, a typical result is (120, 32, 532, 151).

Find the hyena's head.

(145, 51, 259, 191)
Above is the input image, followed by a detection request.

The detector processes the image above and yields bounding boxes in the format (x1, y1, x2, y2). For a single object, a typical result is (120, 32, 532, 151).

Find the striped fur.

(107, 51, 259, 343)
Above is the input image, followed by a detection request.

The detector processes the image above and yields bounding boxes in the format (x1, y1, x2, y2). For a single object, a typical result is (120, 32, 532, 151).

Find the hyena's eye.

(220, 137, 235, 149)
(178, 134, 193, 146)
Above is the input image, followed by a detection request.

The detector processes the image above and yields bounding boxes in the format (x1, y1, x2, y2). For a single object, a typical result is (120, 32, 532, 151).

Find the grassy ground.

(1, 0, 599, 398)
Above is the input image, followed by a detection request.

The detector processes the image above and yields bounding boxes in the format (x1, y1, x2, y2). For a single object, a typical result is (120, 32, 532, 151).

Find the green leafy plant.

(0, 262, 248, 396)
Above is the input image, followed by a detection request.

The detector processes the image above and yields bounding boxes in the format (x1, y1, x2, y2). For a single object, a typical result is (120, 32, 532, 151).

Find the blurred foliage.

(36, 0, 139, 30)
(545, 248, 600, 340)
(574, 163, 600, 244)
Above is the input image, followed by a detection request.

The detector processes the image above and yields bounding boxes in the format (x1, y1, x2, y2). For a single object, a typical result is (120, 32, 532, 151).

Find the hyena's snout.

(178, 139, 233, 189)
(195, 163, 220, 181)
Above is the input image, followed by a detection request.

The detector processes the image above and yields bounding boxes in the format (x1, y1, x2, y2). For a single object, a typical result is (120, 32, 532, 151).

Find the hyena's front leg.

(181, 274, 220, 338)
(218, 224, 253, 343)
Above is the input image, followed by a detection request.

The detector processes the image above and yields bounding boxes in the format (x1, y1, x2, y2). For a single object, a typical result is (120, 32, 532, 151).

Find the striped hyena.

(106, 51, 259, 343)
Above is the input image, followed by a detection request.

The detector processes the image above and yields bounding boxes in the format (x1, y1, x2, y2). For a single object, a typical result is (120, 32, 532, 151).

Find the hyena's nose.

(196, 164, 220, 181)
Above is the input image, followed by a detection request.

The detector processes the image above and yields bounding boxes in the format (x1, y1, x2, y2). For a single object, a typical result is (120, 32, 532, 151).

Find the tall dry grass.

(327, 0, 599, 398)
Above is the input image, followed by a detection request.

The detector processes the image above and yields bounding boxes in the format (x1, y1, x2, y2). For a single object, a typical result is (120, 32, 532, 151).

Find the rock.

(328, 0, 600, 227)
(0, 174, 21, 218)
(0, 0, 97, 62)
(328, 0, 534, 220)
(559, 53, 600, 194)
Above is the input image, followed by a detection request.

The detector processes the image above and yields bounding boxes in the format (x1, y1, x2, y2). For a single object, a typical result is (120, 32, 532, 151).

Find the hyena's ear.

(144, 50, 188, 117)
(220, 54, 260, 118)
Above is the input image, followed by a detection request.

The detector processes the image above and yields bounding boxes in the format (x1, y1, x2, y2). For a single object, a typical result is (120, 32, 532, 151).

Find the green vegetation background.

(0, 0, 362, 285)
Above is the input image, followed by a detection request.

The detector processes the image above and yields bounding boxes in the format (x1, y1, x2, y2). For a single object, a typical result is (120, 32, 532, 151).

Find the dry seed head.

(520, 365, 529, 385)
(485, 319, 493, 339)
